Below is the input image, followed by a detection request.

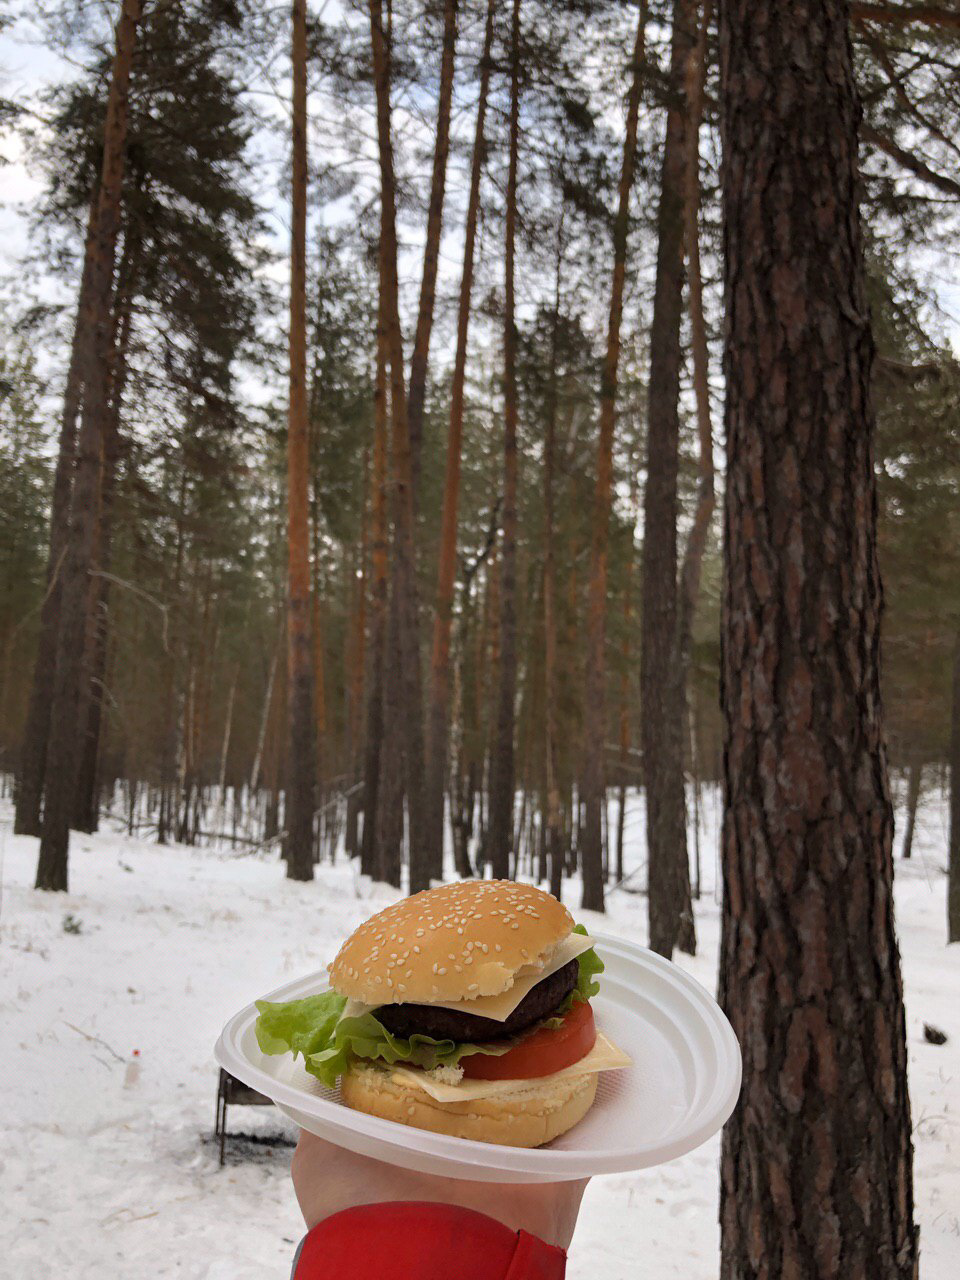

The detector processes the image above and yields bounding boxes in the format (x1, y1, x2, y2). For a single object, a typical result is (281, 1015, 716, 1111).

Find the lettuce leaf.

(254, 922, 606, 1088)
(255, 996, 511, 1089)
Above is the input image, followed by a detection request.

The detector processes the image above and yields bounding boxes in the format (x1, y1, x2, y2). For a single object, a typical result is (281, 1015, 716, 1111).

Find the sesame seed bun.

(328, 880, 574, 1006)
(340, 1061, 598, 1148)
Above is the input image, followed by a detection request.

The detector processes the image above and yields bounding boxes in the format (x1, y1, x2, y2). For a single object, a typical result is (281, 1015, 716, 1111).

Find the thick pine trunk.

(581, 7, 646, 914)
(424, 0, 496, 877)
(15, 197, 99, 836)
(718, 3, 918, 1275)
(361, 296, 389, 878)
(488, 0, 521, 882)
(949, 630, 960, 943)
(286, 0, 317, 882)
(36, 0, 142, 892)
(641, 0, 697, 957)
(369, 0, 428, 891)
(407, 0, 458, 506)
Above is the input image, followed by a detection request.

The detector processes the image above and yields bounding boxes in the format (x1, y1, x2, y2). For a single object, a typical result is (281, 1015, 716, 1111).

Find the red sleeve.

(291, 1201, 566, 1280)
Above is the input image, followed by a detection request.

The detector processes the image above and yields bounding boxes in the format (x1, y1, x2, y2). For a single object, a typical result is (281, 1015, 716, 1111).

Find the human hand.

(291, 1130, 589, 1250)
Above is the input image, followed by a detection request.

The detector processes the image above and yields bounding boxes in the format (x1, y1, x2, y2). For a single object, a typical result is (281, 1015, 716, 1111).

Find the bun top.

(328, 880, 573, 1006)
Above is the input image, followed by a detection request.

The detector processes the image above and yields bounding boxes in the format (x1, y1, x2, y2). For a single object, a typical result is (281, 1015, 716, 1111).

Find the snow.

(1, 790, 958, 1278)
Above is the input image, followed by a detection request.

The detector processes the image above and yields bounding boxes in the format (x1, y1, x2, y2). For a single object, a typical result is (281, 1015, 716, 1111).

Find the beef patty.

(375, 958, 579, 1043)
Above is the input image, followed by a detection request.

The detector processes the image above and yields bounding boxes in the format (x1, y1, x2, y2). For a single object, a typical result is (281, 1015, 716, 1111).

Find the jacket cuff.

(291, 1201, 566, 1279)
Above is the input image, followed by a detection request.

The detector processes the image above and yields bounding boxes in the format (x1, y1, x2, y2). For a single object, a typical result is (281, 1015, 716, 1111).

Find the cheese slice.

(385, 1032, 632, 1103)
(338, 932, 598, 1024)
(426, 931, 598, 1021)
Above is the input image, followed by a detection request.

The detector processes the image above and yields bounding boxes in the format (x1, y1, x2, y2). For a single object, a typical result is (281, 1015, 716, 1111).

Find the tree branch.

(852, 3, 960, 27)
(861, 123, 960, 197)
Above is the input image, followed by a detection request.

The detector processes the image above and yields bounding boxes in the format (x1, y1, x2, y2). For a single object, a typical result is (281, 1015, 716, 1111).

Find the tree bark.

(581, 4, 646, 914)
(407, 0, 458, 506)
(488, 0, 522, 882)
(949, 629, 960, 943)
(285, 0, 317, 882)
(718, 3, 918, 1275)
(15, 196, 99, 836)
(641, 0, 697, 957)
(424, 0, 496, 878)
(369, 0, 428, 891)
(36, 0, 142, 892)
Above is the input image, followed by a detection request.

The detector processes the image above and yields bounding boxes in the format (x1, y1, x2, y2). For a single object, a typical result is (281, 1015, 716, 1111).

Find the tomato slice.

(461, 1000, 597, 1081)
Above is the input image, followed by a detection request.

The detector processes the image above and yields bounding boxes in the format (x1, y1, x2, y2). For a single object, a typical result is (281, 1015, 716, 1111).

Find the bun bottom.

(339, 1063, 598, 1148)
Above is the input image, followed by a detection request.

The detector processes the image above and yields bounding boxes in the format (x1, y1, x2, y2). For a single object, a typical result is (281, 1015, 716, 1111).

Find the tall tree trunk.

(900, 755, 921, 860)
(718, 3, 918, 1275)
(286, 0, 317, 882)
(544, 230, 565, 901)
(616, 439, 641, 885)
(641, 0, 697, 957)
(368, 0, 428, 891)
(407, 0, 458, 505)
(424, 0, 496, 877)
(488, 0, 521, 882)
(345, 457, 368, 857)
(948, 628, 960, 942)
(581, 5, 646, 914)
(36, 0, 142, 892)
(74, 222, 139, 834)
(677, 0, 714, 680)
(15, 194, 99, 836)
(361, 294, 389, 878)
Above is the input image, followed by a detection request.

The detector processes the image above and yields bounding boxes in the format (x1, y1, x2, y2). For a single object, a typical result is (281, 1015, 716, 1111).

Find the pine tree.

(36, 0, 143, 892)
(718, 2, 917, 1273)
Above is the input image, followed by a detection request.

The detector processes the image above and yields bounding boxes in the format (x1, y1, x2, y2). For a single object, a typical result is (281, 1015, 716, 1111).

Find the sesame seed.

(468, 983, 479, 991)
(454, 964, 462, 972)
(495, 944, 502, 952)
(438, 966, 447, 975)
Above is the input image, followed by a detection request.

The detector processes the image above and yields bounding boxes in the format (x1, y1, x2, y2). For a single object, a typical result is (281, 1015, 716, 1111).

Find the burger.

(256, 880, 629, 1147)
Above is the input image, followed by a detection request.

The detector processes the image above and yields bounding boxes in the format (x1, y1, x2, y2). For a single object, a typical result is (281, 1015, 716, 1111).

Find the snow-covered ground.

(1, 790, 958, 1278)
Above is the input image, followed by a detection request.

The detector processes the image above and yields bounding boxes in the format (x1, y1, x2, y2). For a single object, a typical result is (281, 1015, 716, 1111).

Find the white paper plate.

(214, 932, 741, 1183)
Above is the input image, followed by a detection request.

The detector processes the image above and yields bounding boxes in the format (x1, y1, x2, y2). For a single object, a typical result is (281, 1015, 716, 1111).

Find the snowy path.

(2, 799, 958, 1278)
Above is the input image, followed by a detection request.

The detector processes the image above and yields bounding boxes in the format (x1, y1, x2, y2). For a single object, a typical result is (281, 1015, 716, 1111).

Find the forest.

(1, 1, 960, 1276)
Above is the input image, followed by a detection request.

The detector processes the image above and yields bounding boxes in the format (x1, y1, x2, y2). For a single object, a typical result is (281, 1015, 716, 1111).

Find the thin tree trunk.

(368, 0, 428, 891)
(544, 241, 564, 902)
(361, 295, 389, 878)
(488, 0, 521, 882)
(285, 0, 316, 881)
(36, 0, 142, 891)
(407, 0, 458, 505)
(641, 0, 698, 957)
(581, 7, 647, 913)
(949, 629, 960, 943)
(345, 457, 368, 858)
(677, 0, 714, 679)
(424, 0, 496, 876)
(251, 634, 279, 795)
(15, 196, 99, 837)
(718, 3, 918, 1274)
(901, 755, 921, 860)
